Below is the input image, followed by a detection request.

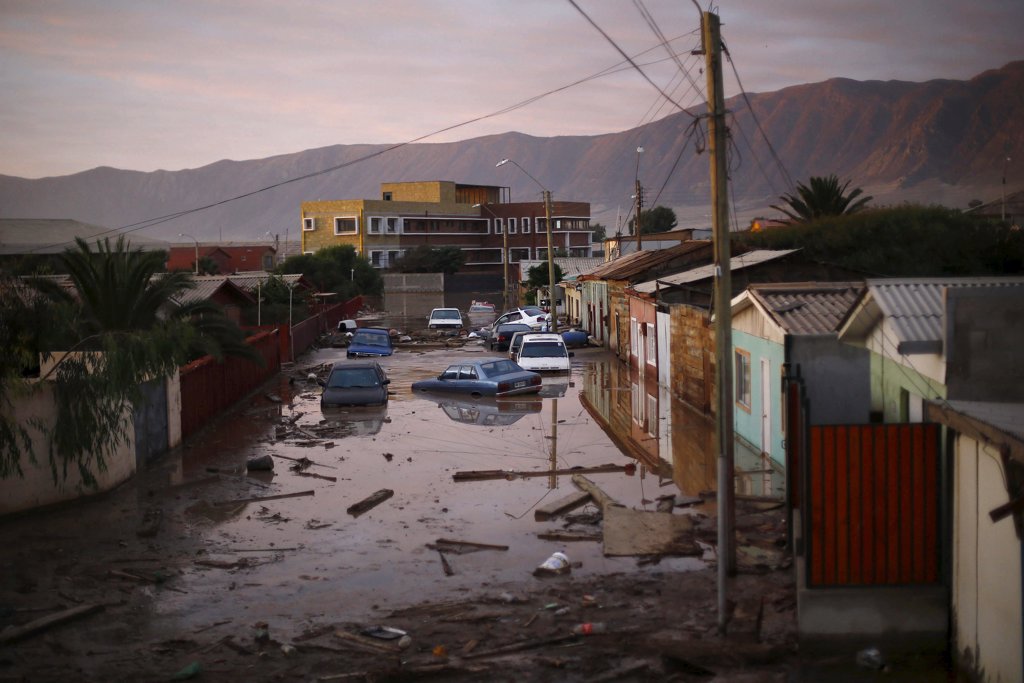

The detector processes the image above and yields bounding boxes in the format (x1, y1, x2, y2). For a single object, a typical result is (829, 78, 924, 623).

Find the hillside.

(1, 61, 1022, 242)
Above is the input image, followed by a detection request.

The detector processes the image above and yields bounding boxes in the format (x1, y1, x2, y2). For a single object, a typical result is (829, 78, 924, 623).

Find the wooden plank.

(213, 490, 315, 507)
(911, 425, 926, 584)
(537, 530, 601, 543)
(823, 425, 836, 585)
(346, 489, 394, 516)
(434, 538, 509, 551)
(886, 425, 901, 584)
(0, 604, 104, 644)
(534, 491, 592, 521)
(899, 424, 913, 583)
(570, 474, 622, 511)
(874, 425, 888, 584)
(809, 428, 824, 587)
(454, 464, 629, 482)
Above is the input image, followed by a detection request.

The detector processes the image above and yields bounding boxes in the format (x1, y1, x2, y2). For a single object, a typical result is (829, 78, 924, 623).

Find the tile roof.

(852, 277, 1024, 344)
(584, 241, 712, 281)
(632, 249, 798, 294)
(747, 282, 864, 335)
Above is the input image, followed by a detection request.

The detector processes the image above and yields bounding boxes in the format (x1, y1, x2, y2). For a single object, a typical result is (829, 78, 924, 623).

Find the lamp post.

(496, 158, 558, 333)
(178, 232, 199, 275)
(635, 146, 644, 251)
(475, 202, 509, 310)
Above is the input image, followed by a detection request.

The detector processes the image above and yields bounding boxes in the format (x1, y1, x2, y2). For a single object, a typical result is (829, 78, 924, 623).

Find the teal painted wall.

(732, 330, 786, 466)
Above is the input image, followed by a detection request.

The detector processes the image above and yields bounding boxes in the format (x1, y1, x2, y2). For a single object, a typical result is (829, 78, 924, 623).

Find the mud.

(1, 343, 804, 681)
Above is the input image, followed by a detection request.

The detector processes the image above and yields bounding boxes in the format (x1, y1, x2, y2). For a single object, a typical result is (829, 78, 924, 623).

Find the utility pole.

(543, 189, 559, 333)
(635, 179, 644, 251)
(702, 9, 736, 634)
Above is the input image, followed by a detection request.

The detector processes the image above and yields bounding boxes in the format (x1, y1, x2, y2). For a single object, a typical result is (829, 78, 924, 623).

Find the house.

(515, 256, 603, 324)
(300, 180, 592, 274)
(925, 399, 1024, 683)
(836, 277, 1024, 422)
(602, 227, 695, 260)
(579, 241, 713, 357)
(178, 276, 257, 325)
(166, 243, 277, 274)
(729, 282, 868, 469)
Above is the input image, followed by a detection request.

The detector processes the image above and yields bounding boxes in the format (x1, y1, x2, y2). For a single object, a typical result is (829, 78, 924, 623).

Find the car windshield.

(519, 342, 567, 358)
(432, 310, 460, 319)
(352, 331, 389, 347)
(479, 359, 520, 377)
(327, 368, 382, 388)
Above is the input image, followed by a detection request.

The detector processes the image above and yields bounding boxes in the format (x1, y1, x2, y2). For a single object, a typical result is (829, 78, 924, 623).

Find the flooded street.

(0, 335, 801, 681)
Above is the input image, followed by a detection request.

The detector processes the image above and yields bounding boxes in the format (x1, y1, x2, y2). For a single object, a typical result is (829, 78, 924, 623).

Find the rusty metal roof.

(748, 281, 864, 335)
(518, 257, 604, 280)
(583, 241, 711, 281)
(632, 249, 798, 294)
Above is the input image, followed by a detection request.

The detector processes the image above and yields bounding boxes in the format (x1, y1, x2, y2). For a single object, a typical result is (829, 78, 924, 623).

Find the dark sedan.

(411, 359, 542, 398)
(489, 323, 533, 351)
(319, 361, 390, 407)
(347, 328, 394, 358)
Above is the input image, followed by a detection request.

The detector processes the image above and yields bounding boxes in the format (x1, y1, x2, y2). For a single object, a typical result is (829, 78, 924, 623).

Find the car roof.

(331, 360, 383, 370)
(521, 334, 562, 342)
(354, 327, 389, 334)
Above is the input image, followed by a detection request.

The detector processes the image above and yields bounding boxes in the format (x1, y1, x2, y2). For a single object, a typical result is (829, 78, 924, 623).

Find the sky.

(1, 0, 1021, 179)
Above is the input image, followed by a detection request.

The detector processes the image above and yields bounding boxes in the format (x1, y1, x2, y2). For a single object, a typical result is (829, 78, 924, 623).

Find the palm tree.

(770, 175, 873, 223)
(15, 236, 257, 484)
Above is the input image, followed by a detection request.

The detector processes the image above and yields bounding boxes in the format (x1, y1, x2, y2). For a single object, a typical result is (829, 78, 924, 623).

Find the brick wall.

(670, 304, 715, 415)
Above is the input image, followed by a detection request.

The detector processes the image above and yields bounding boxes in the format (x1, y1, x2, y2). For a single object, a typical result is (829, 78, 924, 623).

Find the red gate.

(805, 423, 941, 587)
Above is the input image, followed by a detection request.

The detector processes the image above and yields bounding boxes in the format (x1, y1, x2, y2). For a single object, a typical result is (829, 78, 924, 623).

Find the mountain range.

(1, 61, 1021, 243)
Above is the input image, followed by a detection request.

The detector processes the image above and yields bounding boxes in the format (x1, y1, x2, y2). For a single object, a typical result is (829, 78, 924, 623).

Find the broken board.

(602, 506, 700, 557)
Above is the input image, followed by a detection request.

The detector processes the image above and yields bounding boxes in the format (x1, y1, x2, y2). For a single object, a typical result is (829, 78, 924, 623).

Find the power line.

(29, 34, 696, 255)
(566, 0, 698, 120)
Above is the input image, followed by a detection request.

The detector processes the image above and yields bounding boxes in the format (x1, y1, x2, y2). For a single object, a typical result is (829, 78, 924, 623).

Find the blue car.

(347, 327, 394, 358)
(411, 359, 542, 398)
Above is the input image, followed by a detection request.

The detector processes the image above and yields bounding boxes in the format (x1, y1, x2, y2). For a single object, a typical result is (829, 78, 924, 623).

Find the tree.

(590, 222, 607, 243)
(526, 263, 565, 290)
(770, 175, 872, 223)
(2, 236, 257, 485)
(197, 256, 221, 275)
(629, 206, 677, 235)
(392, 245, 466, 275)
(277, 245, 383, 298)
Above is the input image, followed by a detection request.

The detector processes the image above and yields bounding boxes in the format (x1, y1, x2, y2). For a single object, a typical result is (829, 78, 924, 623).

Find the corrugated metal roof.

(633, 249, 798, 294)
(225, 273, 304, 291)
(865, 277, 1024, 344)
(518, 257, 604, 280)
(585, 241, 711, 281)
(943, 400, 1024, 444)
(749, 281, 864, 335)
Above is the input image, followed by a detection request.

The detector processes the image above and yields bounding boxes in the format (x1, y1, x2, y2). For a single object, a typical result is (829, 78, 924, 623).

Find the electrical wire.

(27, 33, 697, 255)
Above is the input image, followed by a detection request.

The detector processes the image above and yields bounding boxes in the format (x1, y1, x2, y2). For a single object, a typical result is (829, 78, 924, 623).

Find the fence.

(805, 422, 941, 587)
(179, 329, 281, 439)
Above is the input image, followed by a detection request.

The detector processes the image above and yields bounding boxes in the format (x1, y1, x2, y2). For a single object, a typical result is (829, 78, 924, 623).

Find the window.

(368, 216, 383, 234)
(302, 217, 315, 231)
(735, 349, 751, 411)
(630, 318, 638, 356)
(508, 218, 517, 234)
(509, 248, 529, 262)
(369, 250, 384, 267)
(382, 191, 393, 201)
(387, 250, 402, 265)
(645, 323, 656, 366)
(537, 247, 549, 260)
(386, 217, 399, 234)
(334, 216, 357, 234)
(522, 217, 531, 234)
(495, 218, 504, 234)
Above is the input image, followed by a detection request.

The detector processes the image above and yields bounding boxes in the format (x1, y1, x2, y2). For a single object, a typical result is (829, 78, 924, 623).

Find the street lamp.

(496, 158, 558, 333)
(474, 202, 509, 310)
(178, 232, 199, 275)
(635, 146, 644, 251)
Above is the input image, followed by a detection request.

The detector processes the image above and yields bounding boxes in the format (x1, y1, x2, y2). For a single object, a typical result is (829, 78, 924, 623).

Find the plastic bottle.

(572, 622, 607, 635)
(533, 551, 571, 576)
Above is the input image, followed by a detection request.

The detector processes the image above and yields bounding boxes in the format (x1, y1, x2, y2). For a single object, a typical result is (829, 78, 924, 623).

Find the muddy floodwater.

(162, 344, 738, 633)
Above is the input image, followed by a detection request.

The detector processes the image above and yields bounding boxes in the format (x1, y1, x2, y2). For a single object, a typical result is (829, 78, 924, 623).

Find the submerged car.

(411, 359, 542, 398)
(515, 333, 573, 372)
(427, 307, 463, 329)
(490, 306, 549, 332)
(319, 361, 390, 407)
(489, 323, 533, 351)
(347, 327, 394, 358)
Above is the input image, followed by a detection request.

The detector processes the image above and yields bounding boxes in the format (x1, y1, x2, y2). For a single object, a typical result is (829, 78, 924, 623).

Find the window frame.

(735, 348, 752, 412)
(302, 217, 315, 231)
(522, 217, 531, 234)
(645, 323, 656, 367)
(334, 216, 358, 235)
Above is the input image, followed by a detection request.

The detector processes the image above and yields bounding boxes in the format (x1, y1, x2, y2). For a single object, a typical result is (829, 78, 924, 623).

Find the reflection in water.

(580, 358, 784, 500)
(432, 396, 542, 426)
(319, 405, 389, 437)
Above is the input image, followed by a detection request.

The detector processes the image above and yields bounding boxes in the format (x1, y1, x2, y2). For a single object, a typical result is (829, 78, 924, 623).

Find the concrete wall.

(952, 432, 1023, 683)
(0, 381, 137, 516)
(946, 287, 1024, 402)
(791, 335, 872, 425)
(382, 272, 445, 293)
